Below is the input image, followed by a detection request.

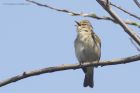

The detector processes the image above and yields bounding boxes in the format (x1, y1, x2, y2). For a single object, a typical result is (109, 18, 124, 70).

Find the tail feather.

(83, 67, 94, 88)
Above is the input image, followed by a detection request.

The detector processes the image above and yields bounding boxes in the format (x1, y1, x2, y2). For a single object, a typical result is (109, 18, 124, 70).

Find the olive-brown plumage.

(74, 20, 101, 88)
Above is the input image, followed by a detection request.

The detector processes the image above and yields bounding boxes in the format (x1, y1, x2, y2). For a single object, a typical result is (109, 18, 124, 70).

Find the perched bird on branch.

(74, 20, 101, 88)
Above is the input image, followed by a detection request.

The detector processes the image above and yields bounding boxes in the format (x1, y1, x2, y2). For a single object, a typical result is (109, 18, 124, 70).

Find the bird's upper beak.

(75, 21, 81, 26)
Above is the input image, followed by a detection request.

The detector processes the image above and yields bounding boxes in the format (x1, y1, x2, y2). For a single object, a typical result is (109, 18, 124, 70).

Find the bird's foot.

(79, 62, 83, 67)
(95, 61, 99, 68)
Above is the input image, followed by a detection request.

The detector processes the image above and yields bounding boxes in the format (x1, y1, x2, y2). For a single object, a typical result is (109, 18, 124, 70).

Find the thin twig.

(134, 0, 140, 8)
(110, 2, 140, 20)
(125, 20, 140, 28)
(97, 0, 140, 46)
(0, 54, 140, 87)
(130, 38, 140, 51)
(26, 0, 140, 28)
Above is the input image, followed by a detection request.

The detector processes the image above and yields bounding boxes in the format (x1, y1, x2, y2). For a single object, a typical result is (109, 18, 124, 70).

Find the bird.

(74, 20, 101, 88)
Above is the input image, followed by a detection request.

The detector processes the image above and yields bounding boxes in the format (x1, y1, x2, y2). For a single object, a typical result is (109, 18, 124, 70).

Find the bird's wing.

(92, 32, 101, 60)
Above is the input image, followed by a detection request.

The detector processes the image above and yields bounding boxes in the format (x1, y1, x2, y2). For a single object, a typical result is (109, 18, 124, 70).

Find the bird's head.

(75, 20, 93, 34)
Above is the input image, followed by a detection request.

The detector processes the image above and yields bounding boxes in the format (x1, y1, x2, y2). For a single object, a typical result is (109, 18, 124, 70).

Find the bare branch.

(110, 2, 140, 20)
(0, 54, 140, 87)
(134, 0, 140, 8)
(1, 2, 29, 5)
(97, 0, 140, 46)
(26, 0, 140, 28)
(130, 38, 140, 51)
(125, 20, 140, 28)
(0, 0, 139, 88)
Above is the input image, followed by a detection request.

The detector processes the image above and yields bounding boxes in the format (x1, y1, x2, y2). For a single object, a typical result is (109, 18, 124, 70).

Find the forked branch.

(110, 2, 140, 20)
(26, 0, 140, 28)
(1, 0, 138, 88)
(97, 0, 140, 46)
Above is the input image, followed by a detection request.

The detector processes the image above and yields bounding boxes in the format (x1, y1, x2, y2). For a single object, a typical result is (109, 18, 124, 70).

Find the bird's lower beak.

(75, 21, 81, 26)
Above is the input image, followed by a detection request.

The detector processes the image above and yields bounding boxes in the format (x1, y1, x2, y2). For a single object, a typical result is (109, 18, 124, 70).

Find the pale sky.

(0, 0, 140, 93)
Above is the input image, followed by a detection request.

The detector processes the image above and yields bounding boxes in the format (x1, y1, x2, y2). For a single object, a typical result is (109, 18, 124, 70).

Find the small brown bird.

(74, 20, 101, 88)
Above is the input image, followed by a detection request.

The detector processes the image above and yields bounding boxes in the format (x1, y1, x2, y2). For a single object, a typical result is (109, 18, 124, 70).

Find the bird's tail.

(83, 67, 94, 88)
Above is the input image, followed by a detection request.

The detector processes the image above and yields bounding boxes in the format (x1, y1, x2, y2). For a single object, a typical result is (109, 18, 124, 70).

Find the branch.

(26, 0, 140, 28)
(97, 0, 140, 46)
(1, 0, 139, 88)
(110, 2, 140, 20)
(134, 0, 140, 8)
(0, 54, 140, 87)
(125, 20, 140, 28)
(130, 38, 140, 51)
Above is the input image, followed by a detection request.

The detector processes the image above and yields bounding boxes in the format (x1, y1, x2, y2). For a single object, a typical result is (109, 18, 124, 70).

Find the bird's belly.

(75, 43, 99, 63)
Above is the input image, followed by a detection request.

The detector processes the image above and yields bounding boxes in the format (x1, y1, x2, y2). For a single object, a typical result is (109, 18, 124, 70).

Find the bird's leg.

(79, 62, 87, 73)
(95, 61, 99, 68)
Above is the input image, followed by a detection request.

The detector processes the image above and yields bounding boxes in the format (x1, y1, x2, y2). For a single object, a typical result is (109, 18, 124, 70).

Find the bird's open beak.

(75, 21, 81, 26)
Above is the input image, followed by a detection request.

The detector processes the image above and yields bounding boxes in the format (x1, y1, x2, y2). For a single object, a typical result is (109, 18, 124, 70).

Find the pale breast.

(74, 35, 100, 63)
